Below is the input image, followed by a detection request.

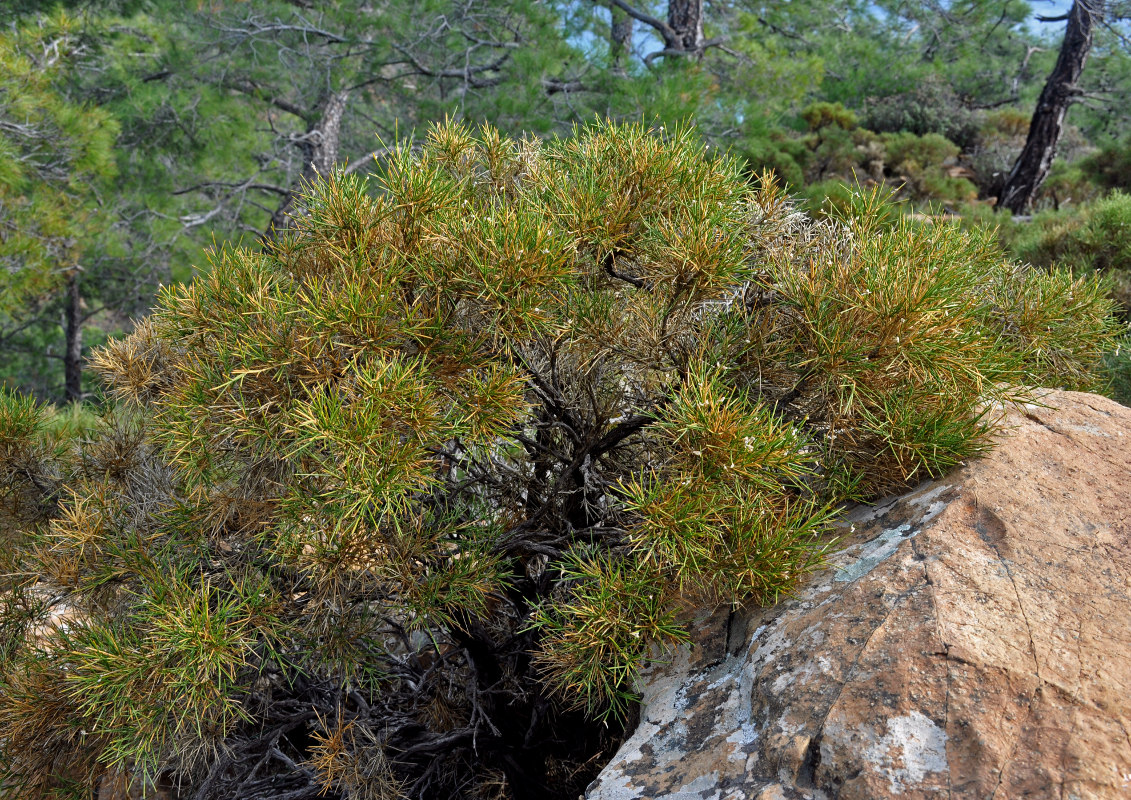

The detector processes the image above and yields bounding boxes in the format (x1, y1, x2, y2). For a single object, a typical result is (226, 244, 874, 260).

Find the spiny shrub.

(0, 120, 1120, 800)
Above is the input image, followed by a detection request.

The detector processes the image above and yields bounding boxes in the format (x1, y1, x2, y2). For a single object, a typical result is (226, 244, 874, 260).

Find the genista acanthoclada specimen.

(0, 120, 1120, 800)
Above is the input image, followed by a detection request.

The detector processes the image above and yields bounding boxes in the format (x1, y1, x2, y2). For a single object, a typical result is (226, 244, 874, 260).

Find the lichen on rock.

(587, 390, 1131, 800)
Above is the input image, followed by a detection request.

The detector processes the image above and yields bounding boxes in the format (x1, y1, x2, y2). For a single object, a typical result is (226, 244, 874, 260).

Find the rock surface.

(586, 391, 1131, 800)
(98, 771, 171, 800)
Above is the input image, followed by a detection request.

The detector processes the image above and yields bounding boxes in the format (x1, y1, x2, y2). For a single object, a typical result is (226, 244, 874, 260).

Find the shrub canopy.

(0, 119, 1120, 800)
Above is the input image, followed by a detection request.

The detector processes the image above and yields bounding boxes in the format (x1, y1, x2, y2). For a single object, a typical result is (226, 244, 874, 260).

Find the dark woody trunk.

(63, 269, 83, 404)
(262, 89, 351, 243)
(997, 0, 1100, 214)
(667, 0, 703, 53)
(610, 2, 633, 74)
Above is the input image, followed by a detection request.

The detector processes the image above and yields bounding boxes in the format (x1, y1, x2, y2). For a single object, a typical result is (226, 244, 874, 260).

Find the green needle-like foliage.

(0, 15, 119, 311)
(0, 120, 1120, 800)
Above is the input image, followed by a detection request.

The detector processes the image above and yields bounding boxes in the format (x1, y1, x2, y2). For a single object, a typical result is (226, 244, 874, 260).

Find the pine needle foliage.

(0, 120, 1120, 800)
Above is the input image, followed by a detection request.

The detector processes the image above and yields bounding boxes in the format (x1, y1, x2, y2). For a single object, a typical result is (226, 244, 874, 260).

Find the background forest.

(2, 0, 1130, 406)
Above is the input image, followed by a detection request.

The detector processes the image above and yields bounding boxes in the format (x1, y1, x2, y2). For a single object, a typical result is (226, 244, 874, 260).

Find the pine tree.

(0, 14, 121, 403)
(0, 119, 1120, 800)
(998, 0, 1103, 213)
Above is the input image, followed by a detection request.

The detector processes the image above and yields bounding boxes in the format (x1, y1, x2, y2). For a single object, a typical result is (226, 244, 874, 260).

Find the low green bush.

(796, 125, 977, 211)
(1083, 192, 1131, 271)
(1080, 139, 1131, 192)
(1009, 191, 1131, 291)
(739, 129, 806, 188)
(880, 132, 977, 204)
(800, 101, 859, 132)
(1104, 338, 1131, 406)
(1035, 160, 1103, 210)
(0, 120, 1120, 800)
(991, 192, 1131, 406)
(862, 76, 982, 150)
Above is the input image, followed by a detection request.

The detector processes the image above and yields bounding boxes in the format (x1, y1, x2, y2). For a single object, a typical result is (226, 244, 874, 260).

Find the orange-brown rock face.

(586, 391, 1131, 800)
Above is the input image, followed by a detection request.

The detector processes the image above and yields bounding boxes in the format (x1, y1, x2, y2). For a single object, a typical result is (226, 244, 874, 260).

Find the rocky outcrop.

(586, 391, 1131, 800)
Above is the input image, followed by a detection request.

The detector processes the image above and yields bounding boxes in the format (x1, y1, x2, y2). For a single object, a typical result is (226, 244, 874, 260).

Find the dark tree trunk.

(262, 89, 351, 243)
(63, 269, 83, 404)
(667, 0, 703, 53)
(997, 0, 1101, 213)
(610, 2, 633, 74)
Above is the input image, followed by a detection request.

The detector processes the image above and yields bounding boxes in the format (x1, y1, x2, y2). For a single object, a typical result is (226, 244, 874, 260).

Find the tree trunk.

(63, 269, 83, 404)
(610, 2, 633, 74)
(667, 0, 703, 54)
(262, 89, 351, 243)
(997, 0, 1100, 214)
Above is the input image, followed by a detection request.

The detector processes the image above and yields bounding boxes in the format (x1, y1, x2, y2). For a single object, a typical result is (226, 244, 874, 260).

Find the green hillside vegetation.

(0, 120, 1120, 799)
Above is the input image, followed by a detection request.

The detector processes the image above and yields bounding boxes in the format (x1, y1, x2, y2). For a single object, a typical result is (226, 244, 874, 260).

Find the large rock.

(586, 391, 1131, 800)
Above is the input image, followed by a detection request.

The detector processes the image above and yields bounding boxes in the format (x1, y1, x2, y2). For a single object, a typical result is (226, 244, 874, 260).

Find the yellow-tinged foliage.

(0, 120, 1121, 798)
